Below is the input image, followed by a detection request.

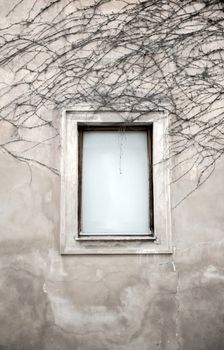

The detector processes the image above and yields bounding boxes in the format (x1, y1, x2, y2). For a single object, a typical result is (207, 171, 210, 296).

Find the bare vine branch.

(0, 0, 224, 205)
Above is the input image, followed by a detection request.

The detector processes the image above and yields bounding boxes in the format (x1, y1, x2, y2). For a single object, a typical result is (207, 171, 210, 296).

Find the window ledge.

(75, 235, 156, 241)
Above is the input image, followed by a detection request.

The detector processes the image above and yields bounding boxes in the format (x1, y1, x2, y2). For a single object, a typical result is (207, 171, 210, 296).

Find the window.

(78, 125, 154, 238)
(60, 108, 172, 254)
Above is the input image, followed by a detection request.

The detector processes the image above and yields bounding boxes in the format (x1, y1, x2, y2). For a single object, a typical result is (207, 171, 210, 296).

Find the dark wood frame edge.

(77, 123, 154, 239)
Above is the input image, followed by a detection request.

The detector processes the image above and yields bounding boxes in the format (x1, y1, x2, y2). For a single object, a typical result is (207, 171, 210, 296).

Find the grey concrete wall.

(0, 1, 224, 349)
(0, 145, 224, 350)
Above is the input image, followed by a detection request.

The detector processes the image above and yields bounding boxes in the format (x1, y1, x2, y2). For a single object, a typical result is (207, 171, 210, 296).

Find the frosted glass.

(81, 131, 149, 234)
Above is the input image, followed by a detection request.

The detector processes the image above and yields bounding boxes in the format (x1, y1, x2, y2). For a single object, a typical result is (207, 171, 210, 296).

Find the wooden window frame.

(60, 108, 172, 254)
(77, 124, 154, 239)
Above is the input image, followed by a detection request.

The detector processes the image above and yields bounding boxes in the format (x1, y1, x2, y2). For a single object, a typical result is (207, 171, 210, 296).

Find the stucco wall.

(0, 1, 224, 349)
(0, 138, 224, 350)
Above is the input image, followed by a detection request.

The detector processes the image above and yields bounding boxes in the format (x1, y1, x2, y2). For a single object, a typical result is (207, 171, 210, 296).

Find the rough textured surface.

(0, 0, 224, 349)
(0, 150, 224, 349)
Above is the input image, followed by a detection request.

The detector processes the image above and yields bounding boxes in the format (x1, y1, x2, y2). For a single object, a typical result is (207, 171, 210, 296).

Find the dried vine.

(0, 0, 224, 205)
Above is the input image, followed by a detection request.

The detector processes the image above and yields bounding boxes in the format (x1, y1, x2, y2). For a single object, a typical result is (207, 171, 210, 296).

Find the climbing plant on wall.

(0, 0, 224, 205)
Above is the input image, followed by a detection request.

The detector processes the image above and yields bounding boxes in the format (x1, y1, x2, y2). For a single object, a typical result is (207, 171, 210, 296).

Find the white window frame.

(60, 107, 172, 254)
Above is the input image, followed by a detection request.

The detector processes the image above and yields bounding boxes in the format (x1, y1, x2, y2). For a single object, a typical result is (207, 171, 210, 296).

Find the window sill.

(75, 234, 156, 241)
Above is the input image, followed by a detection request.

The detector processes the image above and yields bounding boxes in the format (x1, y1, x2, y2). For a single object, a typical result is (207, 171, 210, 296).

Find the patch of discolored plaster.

(174, 244, 224, 350)
(42, 261, 178, 350)
(0, 266, 54, 350)
(202, 264, 224, 282)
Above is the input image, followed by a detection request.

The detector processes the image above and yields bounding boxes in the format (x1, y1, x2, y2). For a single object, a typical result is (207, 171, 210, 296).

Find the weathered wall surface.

(0, 142, 224, 350)
(0, 1, 224, 349)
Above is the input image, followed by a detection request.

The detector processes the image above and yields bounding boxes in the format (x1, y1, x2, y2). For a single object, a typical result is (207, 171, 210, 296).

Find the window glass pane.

(81, 130, 149, 234)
